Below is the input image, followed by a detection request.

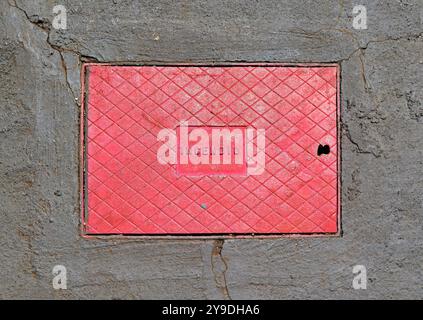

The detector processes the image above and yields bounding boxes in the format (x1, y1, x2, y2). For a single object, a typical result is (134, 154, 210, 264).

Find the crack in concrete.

(56, 50, 79, 103)
(339, 31, 423, 157)
(342, 122, 380, 158)
(357, 48, 369, 90)
(7, 0, 97, 106)
(338, 32, 422, 64)
(211, 239, 232, 300)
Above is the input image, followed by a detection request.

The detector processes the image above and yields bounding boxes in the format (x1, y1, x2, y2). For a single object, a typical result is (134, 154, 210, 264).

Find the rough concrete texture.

(0, 0, 422, 299)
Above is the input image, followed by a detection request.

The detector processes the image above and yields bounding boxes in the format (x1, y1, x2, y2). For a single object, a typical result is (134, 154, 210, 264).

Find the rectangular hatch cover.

(81, 64, 340, 236)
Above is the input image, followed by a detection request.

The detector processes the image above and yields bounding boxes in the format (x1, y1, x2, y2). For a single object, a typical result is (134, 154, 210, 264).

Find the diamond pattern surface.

(83, 65, 339, 235)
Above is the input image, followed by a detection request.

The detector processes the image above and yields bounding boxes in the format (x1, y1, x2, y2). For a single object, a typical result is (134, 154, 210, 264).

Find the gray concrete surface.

(0, 0, 422, 299)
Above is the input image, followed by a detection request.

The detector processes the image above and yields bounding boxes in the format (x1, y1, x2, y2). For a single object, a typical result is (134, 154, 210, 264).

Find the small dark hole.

(317, 144, 330, 156)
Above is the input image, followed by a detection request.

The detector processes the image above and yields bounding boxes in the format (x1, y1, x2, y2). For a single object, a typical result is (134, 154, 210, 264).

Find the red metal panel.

(82, 64, 339, 236)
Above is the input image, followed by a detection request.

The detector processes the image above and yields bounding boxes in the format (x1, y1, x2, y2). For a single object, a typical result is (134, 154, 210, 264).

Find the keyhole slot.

(317, 144, 330, 156)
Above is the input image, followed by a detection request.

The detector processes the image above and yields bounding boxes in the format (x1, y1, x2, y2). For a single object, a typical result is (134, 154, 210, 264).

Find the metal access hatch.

(81, 63, 340, 237)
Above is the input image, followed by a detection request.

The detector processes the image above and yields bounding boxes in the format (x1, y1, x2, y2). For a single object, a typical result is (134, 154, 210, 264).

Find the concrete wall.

(0, 0, 422, 299)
